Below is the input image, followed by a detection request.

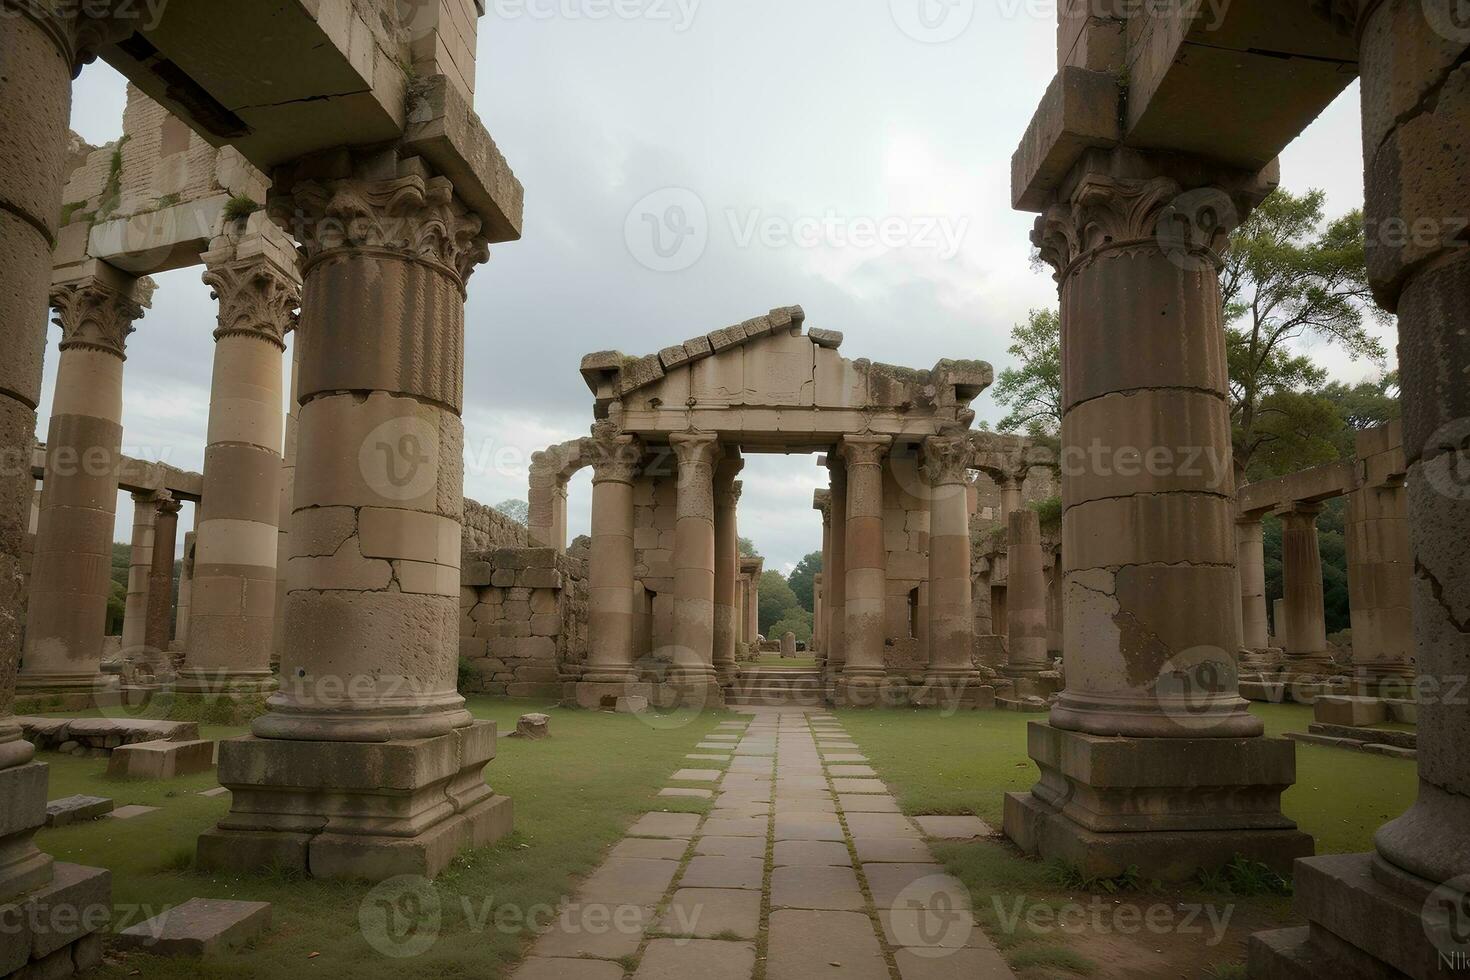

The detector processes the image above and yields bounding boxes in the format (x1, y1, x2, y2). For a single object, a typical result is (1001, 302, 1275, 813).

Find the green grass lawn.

(836, 701, 1419, 978)
(34, 697, 726, 979)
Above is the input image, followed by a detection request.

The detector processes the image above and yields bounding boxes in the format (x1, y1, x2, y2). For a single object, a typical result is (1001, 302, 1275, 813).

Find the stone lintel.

(403, 74, 524, 243)
(29, 446, 204, 503)
(1012, 66, 1122, 212)
(1238, 460, 1357, 518)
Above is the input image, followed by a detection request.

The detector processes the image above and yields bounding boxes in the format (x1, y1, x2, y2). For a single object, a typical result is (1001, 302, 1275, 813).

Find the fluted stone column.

(836, 434, 890, 705)
(1004, 508, 1051, 690)
(712, 457, 743, 687)
(120, 492, 160, 656)
(667, 432, 723, 705)
(918, 433, 982, 707)
(272, 325, 302, 666)
(576, 424, 643, 707)
(825, 461, 848, 685)
(178, 227, 298, 695)
(143, 495, 181, 664)
(1345, 481, 1413, 690)
(0, 1, 121, 959)
(199, 151, 511, 880)
(1003, 150, 1309, 882)
(20, 266, 153, 693)
(1236, 518, 1270, 651)
(1277, 503, 1334, 674)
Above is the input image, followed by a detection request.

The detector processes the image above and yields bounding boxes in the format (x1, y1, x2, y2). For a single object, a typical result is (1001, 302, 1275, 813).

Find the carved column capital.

(720, 479, 743, 509)
(50, 273, 154, 359)
(588, 423, 642, 485)
(839, 434, 892, 469)
(4, 1, 135, 77)
(921, 433, 973, 487)
(154, 492, 182, 518)
(813, 489, 832, 520)
(272, 164, 491, 289)
(202, 257, 300, 350)
(670, 432, 722, 470)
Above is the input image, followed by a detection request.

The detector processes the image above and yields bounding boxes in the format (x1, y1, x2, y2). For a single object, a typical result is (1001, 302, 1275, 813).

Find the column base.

(566, 680, 651, 710)
(832, 676, 905, 708)
(913, 673, 995, 710)
(652, 679, 725, 711)
(175, 669, 277, 695)
(0, 863, 112, 979)
(1002, 667, 1062, 699)
(1248, 852, 1457, 980)
(1280, 654, 1342, 679)
(197, 721, 511, 881)
(13, 672, 106, 696)
(0, 764, 54, 904)
(1002, 723, 1313, 882)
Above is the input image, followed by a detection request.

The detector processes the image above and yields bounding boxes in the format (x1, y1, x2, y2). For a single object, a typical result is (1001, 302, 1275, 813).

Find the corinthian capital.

(4, 1, 135, 77)
(839, 434, 892, 468)
(202, 258, 300, 349)
(921, 434, 973, 487)
(273, 160, 490, 287)
(588, 422, 643, 485)
(50, 272, 154, 358)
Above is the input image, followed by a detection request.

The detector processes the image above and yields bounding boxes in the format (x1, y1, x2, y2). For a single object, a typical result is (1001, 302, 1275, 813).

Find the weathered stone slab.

(117, 898, 271, 957)
(913, 815, 992, 841)
(511, 713, 550, 739)
(107, 739, 215, 780)
(45, 796, 113, 828)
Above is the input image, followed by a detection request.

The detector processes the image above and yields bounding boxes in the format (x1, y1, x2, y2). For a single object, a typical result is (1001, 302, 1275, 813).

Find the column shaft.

(1236, 518, 1270, 650)
(668, 433, 721, 698)
(712, 462, 742, 685)
(920, 434, 981, 705)
(1005, 507, 1050, 675)
(1278, 504, 1332, 672)
(581, 428, 641, 688)
(1344, 482, 1413, 686)
(272, 328, 302, 666)
(120, 493, 159, 654)
(825, 466, 848, 680)
(144, 498, 180, 661)
(838, 435, 890, 700)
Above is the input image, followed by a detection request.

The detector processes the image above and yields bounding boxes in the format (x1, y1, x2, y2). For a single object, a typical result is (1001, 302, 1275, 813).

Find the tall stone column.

(813, 490, 832, 662)
(199, 151, 512, 880)
(1003, 150, 1309, 881)
(813, 574, 823, 654)
(1253, 6, 1470, 973)
(712, 456, 742, 687)
(0, 3, 121, 965)
(1344, 481, 1413, 690)
(120, 492, 160, 655)
(667, 432, 723, 705)
(825, 461, 848, 684)
(1236, 518, 1271, 652)
(918, 433, 983, 707)
(272, 322, 302, 666)
(998, 476, 1023, 522)
(836, 434, 890, 705)
(20, 265, 153, 692)
(1004, 507, 1051, 692)
(1277, 503, 1334, 674)
(179, 226, 299, 695)
(175, 530, 196, 647)
(575, 423, 643, 707)
(143, 495, 181, 664)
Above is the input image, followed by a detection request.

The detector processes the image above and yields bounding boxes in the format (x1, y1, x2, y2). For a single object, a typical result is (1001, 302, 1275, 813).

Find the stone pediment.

(579, 306, 993, 447)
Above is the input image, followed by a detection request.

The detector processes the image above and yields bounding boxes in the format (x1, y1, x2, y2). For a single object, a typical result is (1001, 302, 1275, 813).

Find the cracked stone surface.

(512, 708, 1014, 980)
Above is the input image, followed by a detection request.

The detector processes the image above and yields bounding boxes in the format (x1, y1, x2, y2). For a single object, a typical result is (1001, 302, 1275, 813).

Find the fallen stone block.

(615, 696, 649, 715)
(117, 898, 272, 957)
(1362, 743, 1417, 760)
(107, 739, 215, 780)
(511, 713, 550, 739)
(45, 795, 114, 828)
(1313, 695, 1389, 727)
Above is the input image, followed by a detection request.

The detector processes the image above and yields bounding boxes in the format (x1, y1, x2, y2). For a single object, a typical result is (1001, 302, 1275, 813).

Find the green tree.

(739, 536, 760, 558)
(1221, 188, 1387, 474)
(493, 498, 529, 526)
(787, 552, 822, 612)
(769, 608, 814, 645)
(758, 570, 799, 636)
(1319, 373, 1401, 460)
(991, 308, 1062, 436)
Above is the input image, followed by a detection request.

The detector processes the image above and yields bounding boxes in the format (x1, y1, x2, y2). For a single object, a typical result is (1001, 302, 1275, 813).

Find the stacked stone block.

(460, 548, 589, 698)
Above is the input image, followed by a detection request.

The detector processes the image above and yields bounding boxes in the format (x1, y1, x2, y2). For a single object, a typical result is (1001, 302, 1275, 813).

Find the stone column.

(919, 433, 982, 707)
(667, 432, 723, 705)
(998, 476, 1023, 522)
(1344, 481, 1414, 690)
(120, 492, 160, 656)
(575, 423, 643, 706)
(1004, 507, 1051, 691)
(836, 434, 890, 704)
(143, 495, 181, 664)
(813, 574, 823, 653)
(1236, 517, 1270, 651)
(20, 265, 153, 693)
(528, 456, 570, 552)
(175, 530, 196, 647)
(712, 455, 743, 687)
(180, 225, 298, 695)
(813, 489, 832, 660)
(272, 324, 302, 666)
(1003, 150, 1308, 882)
(1277, 503, 1334, 674)
(0, 3, 119, 962)
(825, 461, 848, 684)
(199, 151, 512, 880)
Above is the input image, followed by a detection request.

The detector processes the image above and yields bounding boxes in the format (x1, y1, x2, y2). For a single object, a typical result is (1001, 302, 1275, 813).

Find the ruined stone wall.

(459, 547, 588, 697)
(882, 450, 930, 673)
(632, 467, 678, 656)
(462, 498, 531, 552)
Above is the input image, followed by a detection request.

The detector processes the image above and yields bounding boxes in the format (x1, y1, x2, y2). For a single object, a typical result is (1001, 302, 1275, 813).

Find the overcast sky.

(57, 1, 1386, 574)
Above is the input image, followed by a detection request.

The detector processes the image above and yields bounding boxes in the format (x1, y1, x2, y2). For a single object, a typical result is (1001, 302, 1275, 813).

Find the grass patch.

(35, 697, 728, 978)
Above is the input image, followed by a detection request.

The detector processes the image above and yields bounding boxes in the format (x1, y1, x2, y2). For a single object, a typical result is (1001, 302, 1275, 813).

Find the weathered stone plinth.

(569, 679, 652, 710)
(912, 676, 995, 710)
(1003, 723, 1312, 882)
(198, 720, 511, 880)
(0, 862, 112, 979)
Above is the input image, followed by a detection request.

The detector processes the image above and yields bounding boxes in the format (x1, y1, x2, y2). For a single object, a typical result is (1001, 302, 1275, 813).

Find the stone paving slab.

(770, 866, 865, 910)
(680, 856, 764, 889)
(610, 838, 688, 861)
(773, 840, 852, 867)
(578, 858, 681, 905)
(828, 764, 878, 777)
(701, 816, 767, 838)
(894, 946, 1015, 979)
(687, 754, 732, 761)
(629, 813, 701, 838)
(531, 904, 651, 959)
(671, 769, 723, 782)
(913, 815, 994, 840)
(656, 888, 761, 939)
(839, 794, 900, 813)
(107, 804, 159, 820)
(852, 838, 935, 863)
(636, 938, 756, 980)
(824, 753, 867, 763)
(879, 910, 983, 949)
(767, 909, 889, 980)
(659, 787, 714, 799)
(773, 812, 845, 841)
(845, 813, 920, 838)
(863, 864, 971, 909)
(694, 836, 766, 859)
(832, 778, 887, 794)
(513, 957, 624, 980)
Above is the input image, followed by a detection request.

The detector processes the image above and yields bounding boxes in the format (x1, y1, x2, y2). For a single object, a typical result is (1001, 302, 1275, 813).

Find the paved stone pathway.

(513, 707, 1014, 980)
